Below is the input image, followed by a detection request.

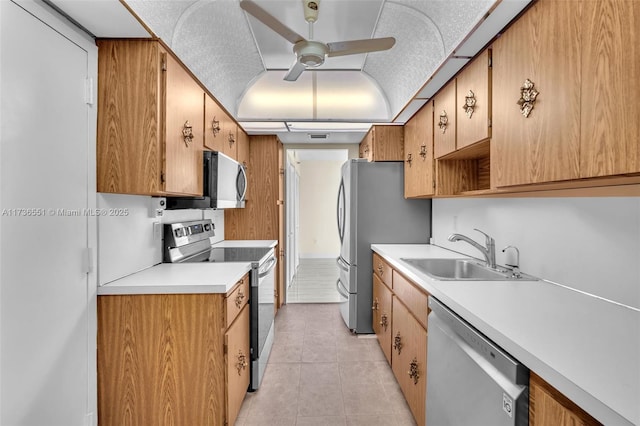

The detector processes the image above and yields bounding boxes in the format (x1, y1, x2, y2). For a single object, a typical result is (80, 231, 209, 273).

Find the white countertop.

(372, 244, 640, 426)
(97, 262, 252, 295)
(212, 240, 277, 248)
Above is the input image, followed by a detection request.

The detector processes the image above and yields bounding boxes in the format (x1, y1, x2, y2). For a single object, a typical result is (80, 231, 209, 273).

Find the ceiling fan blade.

(240, 0, 306, 45)
(283, 59, 306, 82)
(326, 37, 396, 57)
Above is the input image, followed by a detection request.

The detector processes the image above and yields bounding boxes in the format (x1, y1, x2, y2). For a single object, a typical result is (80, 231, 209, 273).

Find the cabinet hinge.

(160, 172, 165, 184)
(223, 342, 227, 355)
(488, 118, 492, 128)
(433, 181, 436, 190)
(84, 78, 94, 106)
(82, 247, 94, 274)
(488, 57, 492, 67)
(279, 168, 285, 176)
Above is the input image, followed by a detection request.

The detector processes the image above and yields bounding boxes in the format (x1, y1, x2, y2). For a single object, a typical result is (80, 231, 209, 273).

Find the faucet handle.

(473, 228, 494, 245)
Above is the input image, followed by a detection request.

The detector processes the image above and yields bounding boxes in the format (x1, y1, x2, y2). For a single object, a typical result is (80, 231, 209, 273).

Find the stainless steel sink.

(400, 258, 538, 281)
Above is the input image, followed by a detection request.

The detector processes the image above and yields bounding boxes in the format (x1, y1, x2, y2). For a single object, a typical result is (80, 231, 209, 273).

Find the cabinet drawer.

(226, 274, 249, 327)
(392, 270, 429, 329)
(372, 253, 393, 289)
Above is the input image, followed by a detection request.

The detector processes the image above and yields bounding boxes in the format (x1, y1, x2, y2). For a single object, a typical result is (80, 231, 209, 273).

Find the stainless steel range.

(163, 219, 276, 391)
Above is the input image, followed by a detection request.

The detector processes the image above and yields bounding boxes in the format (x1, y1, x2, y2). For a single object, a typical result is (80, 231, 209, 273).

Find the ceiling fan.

(240, 0, 396, 81)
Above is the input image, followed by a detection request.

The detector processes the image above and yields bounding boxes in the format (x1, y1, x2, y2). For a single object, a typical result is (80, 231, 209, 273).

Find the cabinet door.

(433, 79, 457, 158)
(204, 94, 225, 152)
(97, 40, 163, 195)
(456, 49, 491, 149)
(237, 128, 250, 169)
(360, 130, 373, 161)
(491, 0, 581, 187)
(372, 274, 392, 364)
(580, 0, 639, 178)
(371, 126, 404, 161)
(226, 304, 250, 426)
(404, 102, 434, 198)
(392, 299, 427, 426)
(163, 48, 203, 195)
(529, 373, 601, 426)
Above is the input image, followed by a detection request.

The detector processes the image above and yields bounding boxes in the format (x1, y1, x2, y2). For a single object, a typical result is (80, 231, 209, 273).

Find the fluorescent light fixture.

(286, 122, 373, 132)
(239, 121, 288, 133)
(415, 58, 470, 99)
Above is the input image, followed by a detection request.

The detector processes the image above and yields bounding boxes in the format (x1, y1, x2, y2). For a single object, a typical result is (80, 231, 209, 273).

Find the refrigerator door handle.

(336, 256, 349, 272)
(336, 278, 349, 299)
(336, 179, 345, 244)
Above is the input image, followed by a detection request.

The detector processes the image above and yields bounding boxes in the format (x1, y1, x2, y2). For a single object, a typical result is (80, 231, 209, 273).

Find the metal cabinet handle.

(438, 111, 448, 133)
(236, 350, 248, 375)
(377, 263, 384, 275)
(406, 153, 413, 166)
(517, 78, 539, 118)
(419, 145, 427, 160)
(372, 298, 379, 311)
(408, 357, 420, 385)
(211, 117, 220, 137)
(228, 132, 236, 147)
(380, 313, 388, 331)
(462, 90, 476, 118)
(235, 290, 245, 308)
(393, 332, 403, 355)
(182, 121, 194, 146)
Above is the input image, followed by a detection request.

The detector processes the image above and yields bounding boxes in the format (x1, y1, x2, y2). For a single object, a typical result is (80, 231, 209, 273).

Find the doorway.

(285, 148, 349, 303)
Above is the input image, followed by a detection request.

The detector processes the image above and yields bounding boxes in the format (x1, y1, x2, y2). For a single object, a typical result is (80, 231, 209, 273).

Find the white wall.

(97, 194, 224, 285)
(432, 197, 640, 309)
(298, 160, 344, 258)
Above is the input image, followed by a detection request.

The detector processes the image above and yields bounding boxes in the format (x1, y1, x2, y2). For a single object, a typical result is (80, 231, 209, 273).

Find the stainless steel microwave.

(166, 151, 246, 209)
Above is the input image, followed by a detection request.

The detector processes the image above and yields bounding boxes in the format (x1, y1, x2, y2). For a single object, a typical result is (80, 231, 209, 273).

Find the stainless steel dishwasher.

(426, 297, 529, 426)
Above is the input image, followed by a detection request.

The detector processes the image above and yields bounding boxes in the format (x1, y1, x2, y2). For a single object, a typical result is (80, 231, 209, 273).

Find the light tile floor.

(287, 259, 341, 304)
(236, 303, 417, 426)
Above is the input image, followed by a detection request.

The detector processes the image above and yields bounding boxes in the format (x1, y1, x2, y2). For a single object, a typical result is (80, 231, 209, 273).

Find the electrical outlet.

(153, 222, 162, 241)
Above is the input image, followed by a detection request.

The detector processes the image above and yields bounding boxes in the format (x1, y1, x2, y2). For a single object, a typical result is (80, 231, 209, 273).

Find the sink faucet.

(448, 228, 496, 269)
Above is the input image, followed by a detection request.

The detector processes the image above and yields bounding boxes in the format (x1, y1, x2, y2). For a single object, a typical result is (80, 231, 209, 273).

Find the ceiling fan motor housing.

(303, 0, 319, 23)
(294, 41, 326, 67)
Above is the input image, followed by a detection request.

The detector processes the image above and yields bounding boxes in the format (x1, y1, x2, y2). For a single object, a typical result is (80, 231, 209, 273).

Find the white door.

(285, 160, 300, 288)
(1, 1, 97, 424)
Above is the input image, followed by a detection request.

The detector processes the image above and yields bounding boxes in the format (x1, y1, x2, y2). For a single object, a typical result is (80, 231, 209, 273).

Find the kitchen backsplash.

(432, 197, 640, 309)
(97, 193, 224, 285)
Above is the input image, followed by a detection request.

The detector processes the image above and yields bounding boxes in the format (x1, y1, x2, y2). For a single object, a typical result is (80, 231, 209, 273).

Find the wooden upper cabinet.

(491, 0, 581, 187)
(360, 125, 404, 161)
(433, 79, 457, 158)
(236, 128, 250, 169)
(97, 39, 203, 196)
(404, 102, 434, 198)
(204, 93, 237, 159)
(456, 49, 492, 150)
(580, 0, 639, 178)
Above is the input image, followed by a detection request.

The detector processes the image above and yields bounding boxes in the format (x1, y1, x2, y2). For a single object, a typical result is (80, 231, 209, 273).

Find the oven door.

(250, 253, 277, 390)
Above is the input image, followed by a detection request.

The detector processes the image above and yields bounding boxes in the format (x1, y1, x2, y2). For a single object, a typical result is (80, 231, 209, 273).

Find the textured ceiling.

(125, 0, 496, 122)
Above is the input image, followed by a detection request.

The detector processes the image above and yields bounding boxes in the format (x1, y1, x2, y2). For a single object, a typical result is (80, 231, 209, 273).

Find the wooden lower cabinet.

(97, 278, 250, 426)
(372, 252, 428, 426)
(392, 299, 427, 426)
(372, 274, 393, 364)
(529, 373, 602, 426)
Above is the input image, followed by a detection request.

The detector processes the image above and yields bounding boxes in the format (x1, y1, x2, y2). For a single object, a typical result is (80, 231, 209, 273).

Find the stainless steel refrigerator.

(336, 159, 431, 333)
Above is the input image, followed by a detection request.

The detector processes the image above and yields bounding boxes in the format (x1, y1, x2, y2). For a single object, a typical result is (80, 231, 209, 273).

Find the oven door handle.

(336, 278, 349, 299)
(258, 256, 277, 278)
